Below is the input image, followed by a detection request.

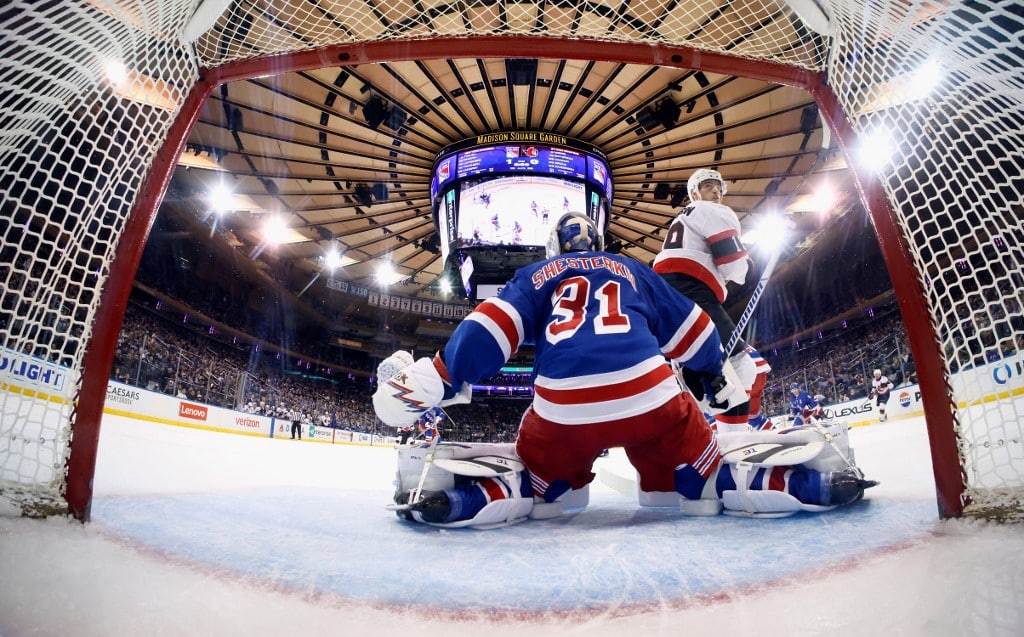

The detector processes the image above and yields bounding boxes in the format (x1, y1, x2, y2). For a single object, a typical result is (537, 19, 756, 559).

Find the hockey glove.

(372, 354, 471, 427)
(680, 368, 738, 410)
(706, 373, 738, 411)
(743, 257, 760, 288)
(376, 350, 414, 384)
(680, 366, 709, 402)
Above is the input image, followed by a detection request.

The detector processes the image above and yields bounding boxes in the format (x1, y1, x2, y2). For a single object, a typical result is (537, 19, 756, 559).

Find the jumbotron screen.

(431, 133, 612, 300)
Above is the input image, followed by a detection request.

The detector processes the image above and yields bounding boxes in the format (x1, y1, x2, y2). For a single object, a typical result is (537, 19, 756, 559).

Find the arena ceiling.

(161, 7, 869, 333)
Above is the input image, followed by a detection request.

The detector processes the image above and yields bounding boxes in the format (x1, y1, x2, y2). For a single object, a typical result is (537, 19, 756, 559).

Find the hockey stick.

(724, 247, 782, 356)
(385, 409, 448, 512)
(408, 407, 451, 505)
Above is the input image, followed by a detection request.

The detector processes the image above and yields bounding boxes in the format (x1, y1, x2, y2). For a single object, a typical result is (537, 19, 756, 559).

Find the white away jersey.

(872, 375, 891, 396)
(441, 252, 725, 426)
(652, 200, 748, 302)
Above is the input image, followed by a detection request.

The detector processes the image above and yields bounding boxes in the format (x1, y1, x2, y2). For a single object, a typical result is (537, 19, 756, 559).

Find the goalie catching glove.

(372, 351, 472, 427)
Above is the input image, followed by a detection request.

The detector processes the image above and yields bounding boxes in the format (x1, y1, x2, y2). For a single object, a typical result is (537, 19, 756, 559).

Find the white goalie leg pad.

(398, 442, 588, 528)
(637, 466, 723, 516)
(421, 497, 534, 529)
(528, 483, 591, 518)
(717, 419, 856, 471)
(395, 442, 455, 495)
(638, 491, 722, 515)
(801, 418, 856, 472)
(721, 461, 834, 518)
(721, 490, 835, 518)
(394, 442, 518, 496)
(420, 471, 535, 529)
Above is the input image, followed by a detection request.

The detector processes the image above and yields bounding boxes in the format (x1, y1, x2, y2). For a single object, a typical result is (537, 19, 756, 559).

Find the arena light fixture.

(855, 125, 896, 173)
(262, 215, 288, 245)
(103, 59, 128, 85)
(103, 57, 178, 111)
(746, 213, 789, 254)
(324, 245, 345, 271)
(208, 184, 234, 213)
(911, 59, 943, 95)
(810, 183, 838, 214)
(375, 262, 403, 286)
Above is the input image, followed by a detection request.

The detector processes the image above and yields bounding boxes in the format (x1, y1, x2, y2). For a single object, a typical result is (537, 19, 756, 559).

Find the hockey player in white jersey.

(870, 368, 892, 422)
(653, 169, 764, 433)
(373, 212, 876, 527)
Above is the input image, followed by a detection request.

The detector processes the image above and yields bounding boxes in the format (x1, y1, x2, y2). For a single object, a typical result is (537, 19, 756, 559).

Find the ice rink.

(2, 412, 1023, 637)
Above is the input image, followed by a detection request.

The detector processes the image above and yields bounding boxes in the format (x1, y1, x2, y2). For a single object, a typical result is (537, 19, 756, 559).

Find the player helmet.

(790, 383, 800, 391)
(546, 212, 603, 258)
(687, 168, 727, 201)
(873, 368, 882, 378)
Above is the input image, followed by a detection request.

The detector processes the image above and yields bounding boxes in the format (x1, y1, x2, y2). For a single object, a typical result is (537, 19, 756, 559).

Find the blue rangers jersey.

(789, 389, 818, 416)
(439, 252, 725, 425)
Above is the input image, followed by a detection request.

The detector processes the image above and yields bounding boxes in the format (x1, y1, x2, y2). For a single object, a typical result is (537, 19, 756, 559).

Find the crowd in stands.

(110, 203, 1020, 438)
(113, 195, 938, 437)
(111, 297, 535, 441)
(113, 301, 380, 434)
(759, 311, 916, 417)
(112, 285, 930, 444)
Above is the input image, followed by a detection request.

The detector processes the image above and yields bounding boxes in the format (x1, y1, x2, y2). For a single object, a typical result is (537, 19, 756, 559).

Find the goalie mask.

(546, 212, 603, 258)
(687, 168, 727, 201)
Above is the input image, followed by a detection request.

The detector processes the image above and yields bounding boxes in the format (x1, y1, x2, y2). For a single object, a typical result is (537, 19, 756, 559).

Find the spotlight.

(655, 98, 680, 129)
(505, 59, 537, 86)
(354, 184, 373, 207)
(362, 96, 388, 129)
(385, 106, 407, 130)
(636, 106, 659, 129)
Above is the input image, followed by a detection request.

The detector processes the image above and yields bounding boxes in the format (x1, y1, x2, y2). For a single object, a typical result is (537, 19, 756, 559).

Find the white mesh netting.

(1, 0, 1021, 518)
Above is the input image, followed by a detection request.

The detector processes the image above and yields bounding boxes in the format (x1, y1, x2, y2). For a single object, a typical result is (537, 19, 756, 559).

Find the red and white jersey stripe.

(653, 200, 748, 302)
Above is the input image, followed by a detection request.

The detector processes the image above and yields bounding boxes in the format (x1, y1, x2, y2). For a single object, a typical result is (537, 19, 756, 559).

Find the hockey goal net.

(1, 1, 1021, 520)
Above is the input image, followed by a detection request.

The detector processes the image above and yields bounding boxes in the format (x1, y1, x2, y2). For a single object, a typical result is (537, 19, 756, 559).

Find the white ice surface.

(1, 413, 1023, 637)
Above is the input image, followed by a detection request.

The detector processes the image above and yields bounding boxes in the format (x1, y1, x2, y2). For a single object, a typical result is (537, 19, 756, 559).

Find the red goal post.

(1, 1, 1020, 521)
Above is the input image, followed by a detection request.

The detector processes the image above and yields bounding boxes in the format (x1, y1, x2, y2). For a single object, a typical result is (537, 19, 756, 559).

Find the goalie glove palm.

(372, 355, 471, 427)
